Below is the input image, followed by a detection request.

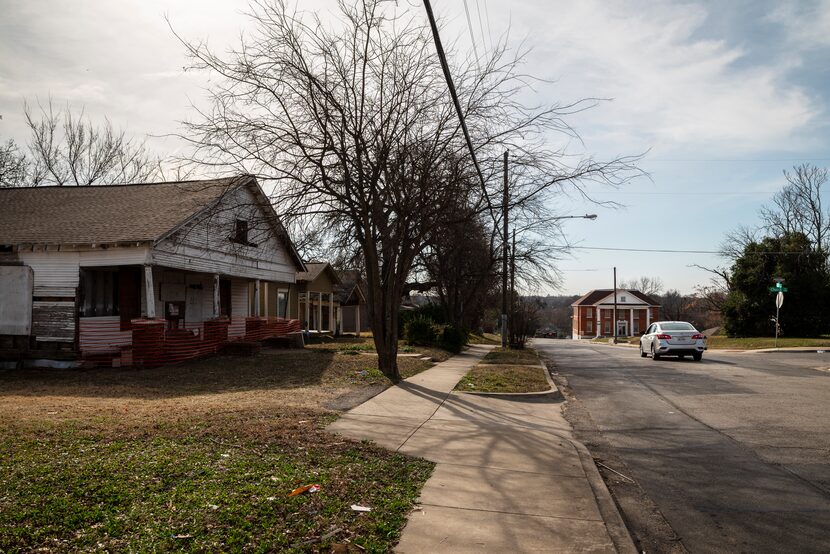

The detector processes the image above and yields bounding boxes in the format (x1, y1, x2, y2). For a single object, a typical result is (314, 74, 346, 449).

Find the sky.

(2, 0, 829, 295)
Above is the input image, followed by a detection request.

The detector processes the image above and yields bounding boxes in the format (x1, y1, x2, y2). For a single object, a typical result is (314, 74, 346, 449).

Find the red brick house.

(571, 289, 660, 339)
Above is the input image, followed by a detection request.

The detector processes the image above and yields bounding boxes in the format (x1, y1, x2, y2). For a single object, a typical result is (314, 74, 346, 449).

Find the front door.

(617, 320, 628, 337)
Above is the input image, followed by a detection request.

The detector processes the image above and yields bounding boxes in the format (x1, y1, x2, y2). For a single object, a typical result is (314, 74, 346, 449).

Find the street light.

(553, 214, 598, 221)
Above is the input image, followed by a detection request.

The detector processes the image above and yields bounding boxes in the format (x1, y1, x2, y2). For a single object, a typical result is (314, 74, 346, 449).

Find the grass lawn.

(456, 364, 549, 393)
(706, 336, 830, 349)
(479, 347, 539, 365)
(467, 333, 501, 345)
(306, 336, 453, 363)
(0, 343, 440, 553)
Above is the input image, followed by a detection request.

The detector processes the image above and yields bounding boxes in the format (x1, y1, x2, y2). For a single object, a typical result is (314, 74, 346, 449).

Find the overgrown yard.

(0, 341, 440, 553)
(456, 347, 549, 394)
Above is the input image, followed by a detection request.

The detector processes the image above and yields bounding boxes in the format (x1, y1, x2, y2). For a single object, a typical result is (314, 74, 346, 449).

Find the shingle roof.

(0, 177, 243, 246)
(571, 289, 660, 306)
(297, 262, 341, 284)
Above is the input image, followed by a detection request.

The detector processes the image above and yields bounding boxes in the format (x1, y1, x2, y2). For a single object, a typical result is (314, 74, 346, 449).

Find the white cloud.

(766, 0, 830, 49)
(481, 0, 823, 155)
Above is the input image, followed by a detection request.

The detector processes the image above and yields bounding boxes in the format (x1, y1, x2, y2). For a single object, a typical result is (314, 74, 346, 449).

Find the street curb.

(571, 439, 639, 554)
(456, 360, 563, 400)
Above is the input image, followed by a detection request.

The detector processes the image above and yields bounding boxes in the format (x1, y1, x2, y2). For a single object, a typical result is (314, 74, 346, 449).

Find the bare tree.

(759, 164, 829, 256)
(23, 99, 163, 186)
(0, 139, 28, 188)
(619, 275, 663, 296)
(176, 0, 640, 380)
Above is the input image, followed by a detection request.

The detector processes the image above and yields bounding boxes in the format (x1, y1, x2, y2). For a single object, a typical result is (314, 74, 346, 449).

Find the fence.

(78, 316, 302, 368)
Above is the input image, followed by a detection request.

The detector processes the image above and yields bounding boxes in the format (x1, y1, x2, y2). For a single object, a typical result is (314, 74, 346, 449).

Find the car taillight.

(692, 333, 705, 339)
(656, 333, 671, 339)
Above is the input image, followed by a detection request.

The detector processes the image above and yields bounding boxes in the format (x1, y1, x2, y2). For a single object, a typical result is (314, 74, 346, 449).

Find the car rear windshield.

(661, 323, 696, 331)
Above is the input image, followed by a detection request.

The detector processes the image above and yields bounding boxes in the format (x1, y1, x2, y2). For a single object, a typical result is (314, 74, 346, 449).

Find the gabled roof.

(0, 175, 305, 270)
(334, 270, 367, 304)
(571, 289, 660, 307)
(297, 262, 341, 285)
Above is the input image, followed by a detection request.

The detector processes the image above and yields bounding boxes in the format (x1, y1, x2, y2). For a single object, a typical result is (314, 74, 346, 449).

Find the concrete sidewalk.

(327, 345, 636, 553)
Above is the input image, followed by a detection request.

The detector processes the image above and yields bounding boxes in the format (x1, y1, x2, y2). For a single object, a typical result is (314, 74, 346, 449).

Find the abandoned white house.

(0, 175, 305, 368)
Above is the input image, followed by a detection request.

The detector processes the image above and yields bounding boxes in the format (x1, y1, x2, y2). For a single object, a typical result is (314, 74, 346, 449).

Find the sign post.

(775, 291, 784, 348)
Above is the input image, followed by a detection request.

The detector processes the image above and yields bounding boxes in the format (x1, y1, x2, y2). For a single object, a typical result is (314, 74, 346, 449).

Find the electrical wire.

(571, 246, 817, 255)
(462, 0, 480, 62)
(422, 0, 492, 216)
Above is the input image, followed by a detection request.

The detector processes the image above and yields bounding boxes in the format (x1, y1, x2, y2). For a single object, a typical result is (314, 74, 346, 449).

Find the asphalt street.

(534, 339, 830, 554)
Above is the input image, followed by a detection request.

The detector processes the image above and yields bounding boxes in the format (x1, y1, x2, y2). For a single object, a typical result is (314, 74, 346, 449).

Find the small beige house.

(296, 262, 341, 334)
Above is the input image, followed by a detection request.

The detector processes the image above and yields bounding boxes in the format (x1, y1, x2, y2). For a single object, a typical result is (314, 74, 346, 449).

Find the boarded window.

(79, 269, 118, 317)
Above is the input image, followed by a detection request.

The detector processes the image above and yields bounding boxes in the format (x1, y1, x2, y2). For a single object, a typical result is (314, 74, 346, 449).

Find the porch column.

(595, 307, 600, 338)
(253, 280, 261, 317)
(646, 307, 651, 327)
(355, 306, 361, 337)
(262, 282, 269, 317)
(144, 265, 156, 319)
(630, 309, 634, 336)
(304, 293, 310, 328)
(329, 294, 335, 333)
(213, 274, 221, 317)
(317, 292, 323, 331)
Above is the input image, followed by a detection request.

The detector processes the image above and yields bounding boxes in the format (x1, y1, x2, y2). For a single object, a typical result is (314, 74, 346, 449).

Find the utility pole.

(501, 151, 508, 348)
(510, 228, 516, 347)
(613, 267, 618, 344)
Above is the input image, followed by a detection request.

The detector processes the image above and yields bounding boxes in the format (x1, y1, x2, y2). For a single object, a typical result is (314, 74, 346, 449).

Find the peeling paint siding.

(153, 186, 297, 282)
(17, 251, 79, 297)
(18, 248, 149, 297)
(31, 301, 75, 342)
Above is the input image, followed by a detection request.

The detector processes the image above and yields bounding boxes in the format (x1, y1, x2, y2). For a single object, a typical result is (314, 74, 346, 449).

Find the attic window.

(231, 219, 257, 247)
(620, 296, 627, 302)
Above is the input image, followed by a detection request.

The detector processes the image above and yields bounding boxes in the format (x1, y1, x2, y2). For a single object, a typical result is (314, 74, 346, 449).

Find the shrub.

(441, 324, 468, 353)
(405, 317, 437, 346)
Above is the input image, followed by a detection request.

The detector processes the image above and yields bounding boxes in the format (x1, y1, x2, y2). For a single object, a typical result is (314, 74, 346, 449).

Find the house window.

(586, 320, 593, 333)
(604, 321, 610, 334)
(620, 296, 627, 302)
(80, 269, 119, 317)
(234, 219, 249, 244)
(586, 309, 592, 319)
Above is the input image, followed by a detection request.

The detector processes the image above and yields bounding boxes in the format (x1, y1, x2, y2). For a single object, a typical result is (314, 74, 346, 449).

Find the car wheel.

(651, 344, 660, 360)
(693, 352, 703, 361)
(640, 343, 647, 358)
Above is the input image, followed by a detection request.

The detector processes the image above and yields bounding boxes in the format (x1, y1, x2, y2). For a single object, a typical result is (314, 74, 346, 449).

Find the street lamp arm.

(551, 214, 598, 221)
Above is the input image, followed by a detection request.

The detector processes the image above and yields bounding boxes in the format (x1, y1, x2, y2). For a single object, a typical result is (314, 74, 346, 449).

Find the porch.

(77, 265, 301, 367)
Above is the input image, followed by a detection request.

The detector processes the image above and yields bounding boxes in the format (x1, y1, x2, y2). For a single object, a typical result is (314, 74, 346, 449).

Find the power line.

(462, 0, 480, 62)
(571, 246, 818, 255)
(474, 0, 489, 56)
(422, 0, 490, 207)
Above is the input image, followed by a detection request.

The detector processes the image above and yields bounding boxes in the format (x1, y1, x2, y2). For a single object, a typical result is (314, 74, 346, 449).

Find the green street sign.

(768, 286, 789, 292)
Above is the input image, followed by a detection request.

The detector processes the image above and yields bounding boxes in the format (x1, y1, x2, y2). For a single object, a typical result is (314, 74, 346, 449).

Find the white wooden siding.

(152, 186, 297, 283)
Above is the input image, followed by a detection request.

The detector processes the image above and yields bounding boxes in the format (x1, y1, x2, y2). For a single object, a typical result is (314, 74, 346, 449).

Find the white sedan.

(640, 321, 707, 361)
